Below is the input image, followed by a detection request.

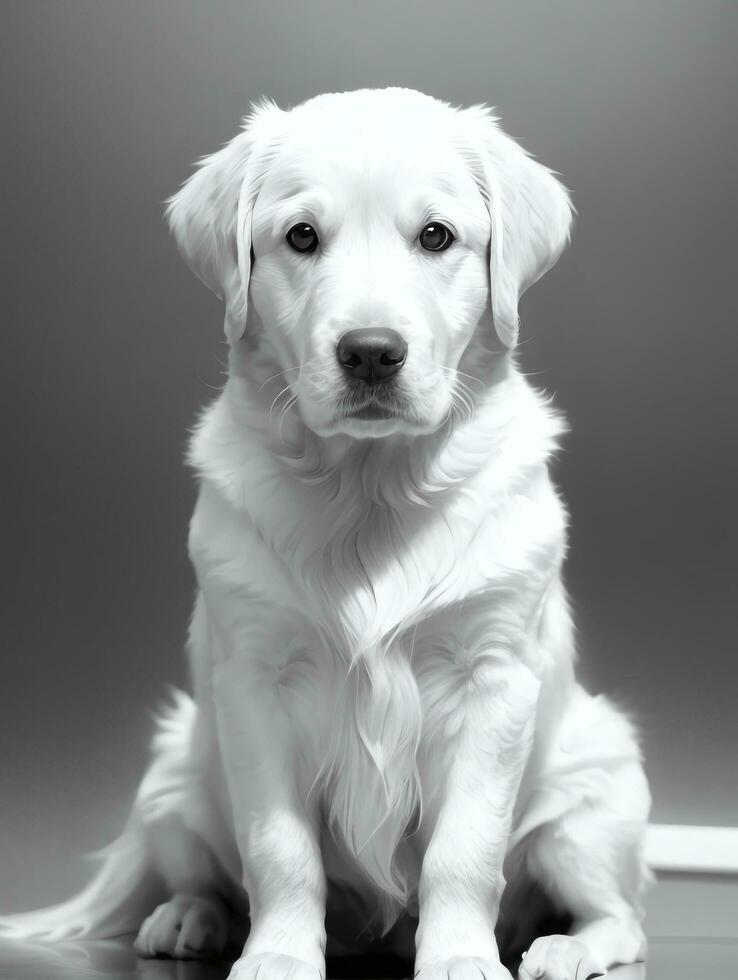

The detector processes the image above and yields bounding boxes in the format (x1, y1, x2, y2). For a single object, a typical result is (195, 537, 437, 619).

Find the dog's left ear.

(165, 98, 287, 343)
(463, 108, 574, 348)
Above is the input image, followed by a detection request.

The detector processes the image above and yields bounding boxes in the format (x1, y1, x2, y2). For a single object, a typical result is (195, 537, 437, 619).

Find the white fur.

(0, 88, 651, 980)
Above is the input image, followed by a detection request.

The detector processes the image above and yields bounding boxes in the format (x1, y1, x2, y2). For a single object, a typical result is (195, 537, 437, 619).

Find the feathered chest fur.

(186, 369, 568, 929)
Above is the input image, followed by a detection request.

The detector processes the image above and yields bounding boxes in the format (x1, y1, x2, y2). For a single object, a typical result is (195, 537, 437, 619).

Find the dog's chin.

(329, 415, 417, 439)
(305, 402, 443, 440)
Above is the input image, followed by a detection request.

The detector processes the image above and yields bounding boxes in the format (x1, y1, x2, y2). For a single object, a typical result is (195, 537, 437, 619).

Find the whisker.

(257, 365, 301, 393)
(196, 372, 227, 394)
(278, 394, 299, 444)
(213, 351, 229, 373)
(435, 362, 485, 388)
(268, 383, 295, 424)
(450, 379, 475, 424)
(447, 389, 465, 426)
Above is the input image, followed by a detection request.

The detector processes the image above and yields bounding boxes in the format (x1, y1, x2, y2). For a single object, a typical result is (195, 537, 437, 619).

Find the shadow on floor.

(0, 936, 656, 979)
(0, 938, 414, 980)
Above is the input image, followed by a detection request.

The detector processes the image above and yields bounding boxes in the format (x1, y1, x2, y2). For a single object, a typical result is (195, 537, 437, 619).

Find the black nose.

(336, 328, 408, 383)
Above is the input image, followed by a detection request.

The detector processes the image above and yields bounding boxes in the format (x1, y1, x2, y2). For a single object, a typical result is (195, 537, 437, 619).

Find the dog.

(1, 87, 651, 980)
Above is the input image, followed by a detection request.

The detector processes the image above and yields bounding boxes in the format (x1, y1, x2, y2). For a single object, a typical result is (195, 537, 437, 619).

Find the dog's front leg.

(205, 595, 326, 980)
(415, 654, 541, 980)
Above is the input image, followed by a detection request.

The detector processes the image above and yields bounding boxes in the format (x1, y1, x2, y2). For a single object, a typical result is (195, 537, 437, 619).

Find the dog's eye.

(418, 222, 455, 252)
(286, 222, 319, 254)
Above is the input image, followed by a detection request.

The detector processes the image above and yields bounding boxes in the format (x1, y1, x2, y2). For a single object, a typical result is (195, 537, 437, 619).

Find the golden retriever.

(1, 87, 651, 980)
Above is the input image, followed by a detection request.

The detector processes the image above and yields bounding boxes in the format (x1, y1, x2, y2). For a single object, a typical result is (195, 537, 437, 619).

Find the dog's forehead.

(289, 87, 462, 146)
(255, 100, 482, 226)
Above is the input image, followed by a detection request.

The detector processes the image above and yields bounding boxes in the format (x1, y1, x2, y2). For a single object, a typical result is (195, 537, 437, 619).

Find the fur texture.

(1, 88, 651, 980)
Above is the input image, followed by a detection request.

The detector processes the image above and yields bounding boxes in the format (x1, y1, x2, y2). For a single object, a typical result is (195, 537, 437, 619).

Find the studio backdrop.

(1, 0, 736, 911)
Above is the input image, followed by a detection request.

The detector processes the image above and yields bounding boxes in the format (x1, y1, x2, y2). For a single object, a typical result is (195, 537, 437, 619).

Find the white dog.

(1, 88, 651, 980)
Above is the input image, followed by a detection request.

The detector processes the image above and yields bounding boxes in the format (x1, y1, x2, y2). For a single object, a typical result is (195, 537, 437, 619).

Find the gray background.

(1, 0, 736, 912)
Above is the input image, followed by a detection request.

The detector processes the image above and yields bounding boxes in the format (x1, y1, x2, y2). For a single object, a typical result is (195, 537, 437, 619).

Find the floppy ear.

(462, 107, 574, 348)
(165, 98, 287, 343)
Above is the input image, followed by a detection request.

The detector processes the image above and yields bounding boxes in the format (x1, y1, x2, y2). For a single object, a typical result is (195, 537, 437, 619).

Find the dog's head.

(167, 88, 572, 439)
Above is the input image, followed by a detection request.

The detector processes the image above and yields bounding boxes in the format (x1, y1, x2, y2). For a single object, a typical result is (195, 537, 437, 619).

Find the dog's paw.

(134, 894, 229, 959)
(227, 953, 324, 979)
(518, 935, 604, 980)
(415, 956, 513, 980)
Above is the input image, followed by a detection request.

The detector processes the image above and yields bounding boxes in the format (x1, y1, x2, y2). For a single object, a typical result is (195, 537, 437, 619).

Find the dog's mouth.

(334, 389, 410, 423)
(350, 403, 397, 420)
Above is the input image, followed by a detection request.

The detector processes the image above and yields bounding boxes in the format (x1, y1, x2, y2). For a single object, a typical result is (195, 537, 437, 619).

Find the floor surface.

(0, 936, 732, 979)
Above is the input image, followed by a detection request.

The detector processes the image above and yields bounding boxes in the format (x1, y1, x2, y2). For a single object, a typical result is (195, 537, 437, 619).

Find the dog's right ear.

(165, 98, 287, 343)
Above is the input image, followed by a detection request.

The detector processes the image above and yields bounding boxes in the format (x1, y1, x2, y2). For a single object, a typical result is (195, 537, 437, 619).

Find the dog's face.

(248, 113, 492, 438)
(167, 89, 573, 439)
